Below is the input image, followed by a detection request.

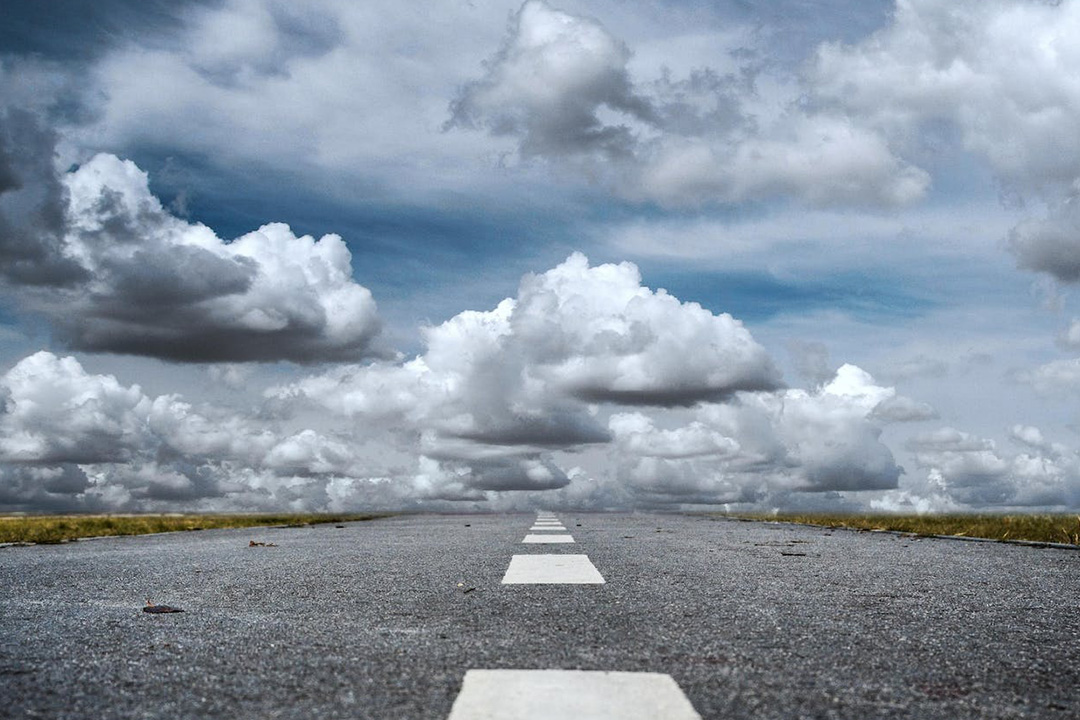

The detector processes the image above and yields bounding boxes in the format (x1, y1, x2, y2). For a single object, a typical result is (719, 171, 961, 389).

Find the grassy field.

(0, 513, 389, 544)
(719, 513, 1080, 546)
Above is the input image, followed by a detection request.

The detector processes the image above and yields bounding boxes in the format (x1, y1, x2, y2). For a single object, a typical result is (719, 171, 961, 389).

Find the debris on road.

(143, 600, 184, 614)
(457, 582, 476, 594)
(249, 540, 277, 547)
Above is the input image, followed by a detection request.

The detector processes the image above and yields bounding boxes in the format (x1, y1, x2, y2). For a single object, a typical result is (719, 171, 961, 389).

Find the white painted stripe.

(533, 519, 562, 524)
(447, 669, 702, 719)
(501, 554, 605, 584)
(522, 534, 575, 543)
(528, 526, 566, 532)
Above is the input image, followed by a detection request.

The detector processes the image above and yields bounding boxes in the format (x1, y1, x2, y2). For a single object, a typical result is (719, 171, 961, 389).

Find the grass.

(0, 513, 389, 544)
(718, 513, 1080, 546)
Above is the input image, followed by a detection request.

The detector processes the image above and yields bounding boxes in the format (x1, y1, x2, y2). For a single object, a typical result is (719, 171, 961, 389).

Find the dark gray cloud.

(0, 118, 384, 363)
(1009, 200, 1080, 283)
(0, 464, 99, 513)
(451, 414, 611, 448)
(96, 245, 255, 307)
(569, 378, 777, 408)
(870, 395, 939, 423)
(0, 110, 87, 286)
(51, 313, 379, 364)
(466, 456, 571, 492)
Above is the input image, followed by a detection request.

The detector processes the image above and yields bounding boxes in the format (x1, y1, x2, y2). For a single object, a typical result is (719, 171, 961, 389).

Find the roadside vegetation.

(720, 513, 1080, 546)
(0, 513, 389, 544)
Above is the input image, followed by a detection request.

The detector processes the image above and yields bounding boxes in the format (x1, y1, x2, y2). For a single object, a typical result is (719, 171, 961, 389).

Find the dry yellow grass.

(717, 513, 1080, 545)
(0, 513, 389, 544)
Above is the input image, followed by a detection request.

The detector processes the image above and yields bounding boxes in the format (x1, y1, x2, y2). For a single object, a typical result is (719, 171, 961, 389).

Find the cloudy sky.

(2, 0, 1079, 514)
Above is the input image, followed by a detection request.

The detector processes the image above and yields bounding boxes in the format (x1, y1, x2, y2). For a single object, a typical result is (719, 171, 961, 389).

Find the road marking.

(532, 520, 563, 525)
(502, 554, 605, 584)
(522, 534, 575, 543)
(447, 669, 702, 719)
(528, 526, 566, 531)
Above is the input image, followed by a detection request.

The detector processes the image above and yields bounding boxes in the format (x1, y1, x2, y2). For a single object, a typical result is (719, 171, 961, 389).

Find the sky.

(1, 0, 1079, 514)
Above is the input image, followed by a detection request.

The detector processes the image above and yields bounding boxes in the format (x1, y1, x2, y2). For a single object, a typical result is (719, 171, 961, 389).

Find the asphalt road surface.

(1, 512, 1078, 719)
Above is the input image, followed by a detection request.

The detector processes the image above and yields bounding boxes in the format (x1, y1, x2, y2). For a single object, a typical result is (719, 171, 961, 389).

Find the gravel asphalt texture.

(1, 512, 1078, 719)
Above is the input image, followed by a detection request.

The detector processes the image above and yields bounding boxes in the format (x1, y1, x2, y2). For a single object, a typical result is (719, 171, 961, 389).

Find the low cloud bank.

(4, 253, 1075, 512)
(895, 425, 1080, 509)
(0, 351, 397, 512)
(0, 255, 921, 512)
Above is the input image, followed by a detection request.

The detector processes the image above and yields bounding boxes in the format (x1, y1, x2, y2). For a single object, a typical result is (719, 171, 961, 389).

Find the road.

(1, 512, 1078, 719)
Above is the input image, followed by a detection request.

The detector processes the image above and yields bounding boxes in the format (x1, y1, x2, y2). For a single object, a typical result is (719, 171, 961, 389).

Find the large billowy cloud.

(267, 259, 916, 506)
(0, 110, 88, 286)
(607, 365, 904, 504)
(0, 110, 382, 363)
(448, 0, 1080, 282)
(271, 253, 783, 497)
(446, 0, 656, 161)
(813, 0, 1080, 192)
(0, 350, 403, 511)
(448, 0, 928, 208)
(811, 0, 1080, 283)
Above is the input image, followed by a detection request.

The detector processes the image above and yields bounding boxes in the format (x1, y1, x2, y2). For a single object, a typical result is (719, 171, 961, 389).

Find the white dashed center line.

(447, 669, 702, 719)
(522, 534, 575, 543)
(501, 554, 605, 584)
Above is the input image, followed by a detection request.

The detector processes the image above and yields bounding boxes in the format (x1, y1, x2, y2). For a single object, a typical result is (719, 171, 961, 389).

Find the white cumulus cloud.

(0, 133, 384, 363)
(450, 0, 927, 208)
(0, 351, 393, 510)
(271, 252, 782, 499)
(906, 425, 1080, 507)
(813, 0, 1080, 282)
(607, 364, 906, 504)
(447, 0, 656, 160)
